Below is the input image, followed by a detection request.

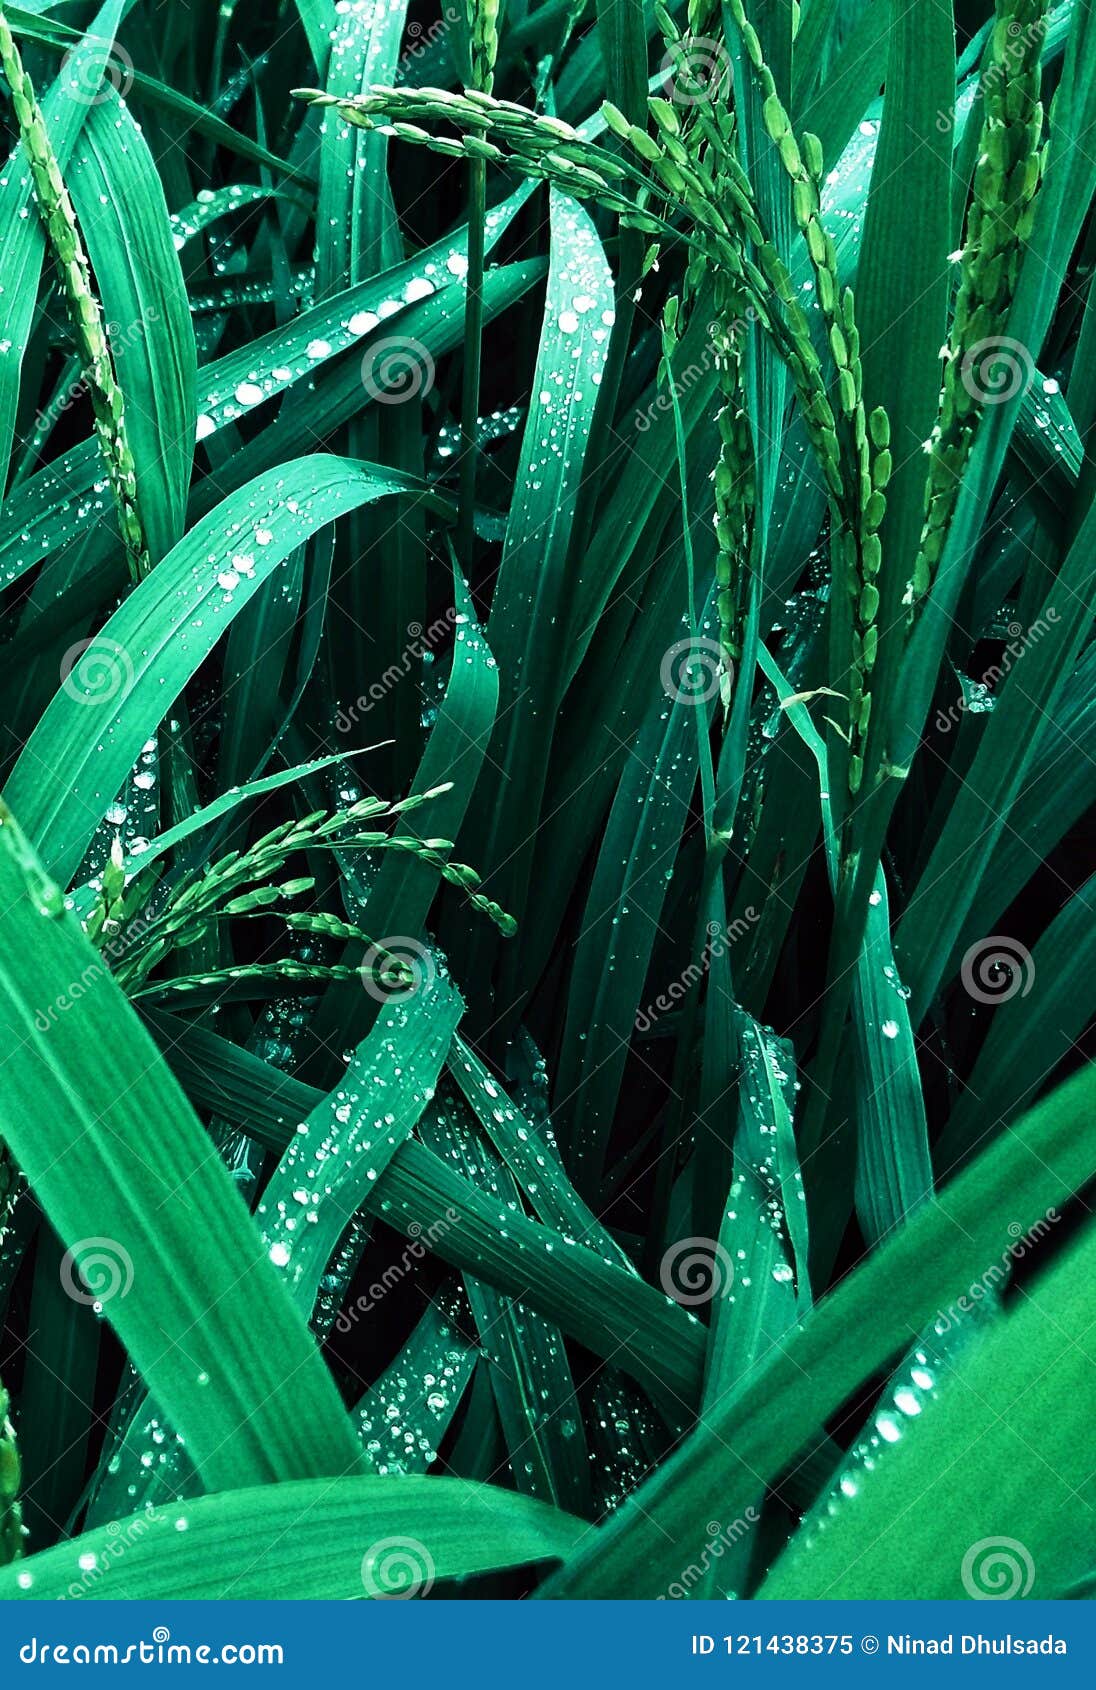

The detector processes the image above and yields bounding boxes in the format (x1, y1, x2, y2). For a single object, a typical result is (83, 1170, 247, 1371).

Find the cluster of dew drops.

(722, 1031, 806, 1298)
(257, 997, 444, 1280)
(188, 184, 546, 440)
(358, 1289, 477, 1475)
(790, 1349, 940, 1559)
(528, 202, 615, 498)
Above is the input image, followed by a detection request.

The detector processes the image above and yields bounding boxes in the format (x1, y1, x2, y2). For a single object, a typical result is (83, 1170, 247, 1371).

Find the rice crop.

(0, 0, 1092, 1603)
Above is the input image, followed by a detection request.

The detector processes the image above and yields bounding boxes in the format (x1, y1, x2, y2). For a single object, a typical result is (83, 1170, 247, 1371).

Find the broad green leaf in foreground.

(0, 804, 362, 1493)
(760, 1219, 1096, 1599)
(538, 1061, 1096, 1596)
(0, 1476, 584, 1599)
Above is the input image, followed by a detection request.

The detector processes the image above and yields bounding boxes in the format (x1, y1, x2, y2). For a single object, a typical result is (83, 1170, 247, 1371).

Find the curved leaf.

(4, 456, 421, 884)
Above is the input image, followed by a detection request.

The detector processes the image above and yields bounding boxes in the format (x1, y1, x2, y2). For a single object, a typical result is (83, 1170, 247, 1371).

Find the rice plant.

(0, 0, 1092, 1603)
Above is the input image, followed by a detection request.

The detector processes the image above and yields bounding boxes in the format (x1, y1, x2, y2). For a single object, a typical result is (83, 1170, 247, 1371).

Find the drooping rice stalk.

(81, 785, 514, 999)
(306, 0, 891, 796)
(691, 0, 889, 796)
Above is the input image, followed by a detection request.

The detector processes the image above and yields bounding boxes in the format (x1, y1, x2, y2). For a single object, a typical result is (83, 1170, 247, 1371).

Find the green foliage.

(0, 0, 1091, 1605)
(0, 1382, 21, 1567)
